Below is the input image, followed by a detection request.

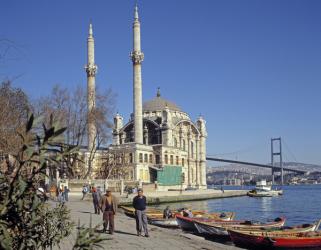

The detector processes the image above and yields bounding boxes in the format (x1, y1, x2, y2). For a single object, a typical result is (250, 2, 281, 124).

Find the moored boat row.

(121, 205, 235, 228)
(121, 206, 321, 249)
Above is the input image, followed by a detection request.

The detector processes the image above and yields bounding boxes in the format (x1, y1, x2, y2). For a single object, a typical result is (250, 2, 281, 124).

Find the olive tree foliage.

(34, 84, 116, 178)
(0, 81, 30, 155)
(0, 114, 107, 249)
(73, 217, 107, 250)
(0, 114, 75, 249)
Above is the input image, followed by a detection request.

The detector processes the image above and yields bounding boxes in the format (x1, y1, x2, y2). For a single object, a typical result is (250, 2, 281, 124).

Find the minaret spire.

(134, 3, 139, 20)
(89, 22, 93, 37)
(131, 3, 144, 144)
(85, 22, 97, 160)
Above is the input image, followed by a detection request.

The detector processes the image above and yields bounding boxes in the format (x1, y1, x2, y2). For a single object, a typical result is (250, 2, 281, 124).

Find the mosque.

(85, 5, 207, 190)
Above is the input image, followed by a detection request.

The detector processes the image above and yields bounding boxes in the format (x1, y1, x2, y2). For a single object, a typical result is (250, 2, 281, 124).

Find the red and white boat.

(176, 212, 236, 231)
(229, 228, 321, 249)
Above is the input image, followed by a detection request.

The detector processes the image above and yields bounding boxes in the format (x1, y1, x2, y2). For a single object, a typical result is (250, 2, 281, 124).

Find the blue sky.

(1, 0, 321, 165)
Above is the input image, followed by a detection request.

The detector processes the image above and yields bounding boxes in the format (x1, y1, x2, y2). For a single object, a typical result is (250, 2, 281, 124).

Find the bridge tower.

(271, 137, 283, 185)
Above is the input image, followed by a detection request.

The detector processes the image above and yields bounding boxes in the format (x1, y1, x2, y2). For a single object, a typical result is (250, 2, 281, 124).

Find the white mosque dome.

(143, 89, 181, 112)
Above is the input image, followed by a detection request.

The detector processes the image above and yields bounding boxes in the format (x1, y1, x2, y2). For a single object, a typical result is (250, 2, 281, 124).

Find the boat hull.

(148, 218, 179, 228)
(176, 212, 236, 232)
(176, 215, 197, 231)
(195, 221, 229, 236)
(194, 217, 286, 237)
(229, 229, 321, 249)
(248, 190, 283, 197)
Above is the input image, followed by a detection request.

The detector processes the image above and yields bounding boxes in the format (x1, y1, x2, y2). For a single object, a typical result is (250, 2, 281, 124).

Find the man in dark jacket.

(99, 190, 118, 234)
(133, 188, 149, 237)
(92, 187, 100, 214)
(63, 186, 70, 202)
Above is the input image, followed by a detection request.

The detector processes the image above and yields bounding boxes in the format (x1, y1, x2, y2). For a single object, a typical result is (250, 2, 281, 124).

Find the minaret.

(131, 4, 144, 144)
(85, 23, 97, 153)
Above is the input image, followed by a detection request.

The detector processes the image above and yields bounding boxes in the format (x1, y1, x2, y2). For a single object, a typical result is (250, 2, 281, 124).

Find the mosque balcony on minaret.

(130, 51, 144, 64)
(85, 64, 98, 77)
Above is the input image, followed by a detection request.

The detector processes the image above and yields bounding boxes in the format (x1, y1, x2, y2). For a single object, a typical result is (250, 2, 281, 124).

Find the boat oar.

(314, 219, 321, 231)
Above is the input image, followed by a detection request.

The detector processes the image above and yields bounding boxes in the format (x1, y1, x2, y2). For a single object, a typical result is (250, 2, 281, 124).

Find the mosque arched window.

(139, 153, 143, 163)
(155, 155, 160, 164)
(182, 158, 185, 166)
(191, 141, 194, 158)
(182, 140, 186, 151)
(170, 155, 174, 165)
(176, 156, 179, 165)
(164, 155, 168, 164)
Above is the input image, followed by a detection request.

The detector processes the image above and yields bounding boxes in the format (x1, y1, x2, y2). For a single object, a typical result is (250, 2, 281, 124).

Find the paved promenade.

(53, 194, 243, 250)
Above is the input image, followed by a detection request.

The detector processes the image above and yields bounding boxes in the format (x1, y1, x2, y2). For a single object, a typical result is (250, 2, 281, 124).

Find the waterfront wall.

(118, 190, 248, 206)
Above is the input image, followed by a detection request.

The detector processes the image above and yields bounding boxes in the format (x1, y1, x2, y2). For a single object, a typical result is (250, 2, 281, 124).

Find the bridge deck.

(206, 157, 306, 174)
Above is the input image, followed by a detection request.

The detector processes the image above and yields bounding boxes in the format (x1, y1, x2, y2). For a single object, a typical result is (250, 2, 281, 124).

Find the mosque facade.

(86, 5, 207, 190)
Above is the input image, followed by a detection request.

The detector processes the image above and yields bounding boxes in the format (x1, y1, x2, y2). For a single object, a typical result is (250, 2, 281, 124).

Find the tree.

(98, 151, 131, 181)
(0, 114, 107, 249)
(0, 114, 72, 249)
(34, 84, 116, 178)
(0, 81, 30, 155)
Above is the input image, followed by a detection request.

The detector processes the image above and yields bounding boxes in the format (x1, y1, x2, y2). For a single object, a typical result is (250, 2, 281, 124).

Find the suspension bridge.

(206, 138, 309, 185)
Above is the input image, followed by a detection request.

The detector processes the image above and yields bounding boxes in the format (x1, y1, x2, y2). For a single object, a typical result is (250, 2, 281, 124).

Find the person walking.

(99, 190, 118, 234)
(81, 184, 88, 200)
(97, 186, 102, 200)
(57, 188, 65, 204)
(133, 188, 149, 237)
(63, 186, 70, 202)
(92, 187, 100, 214)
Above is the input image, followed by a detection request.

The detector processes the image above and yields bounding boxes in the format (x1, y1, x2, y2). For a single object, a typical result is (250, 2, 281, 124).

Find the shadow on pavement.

(77, 211, 93, 214)
(114, 230, 138, 236)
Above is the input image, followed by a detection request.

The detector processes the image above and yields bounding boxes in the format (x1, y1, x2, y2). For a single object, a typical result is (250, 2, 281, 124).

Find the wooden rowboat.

(148, 212, 235, 229)
(147, 217, 179, 228)
(121, 206, 234, 221)
(194, 217, 286, 237)
(228, 229, 321, 249)
(176, 212, 236, 232)
(121, 206, 169, 218)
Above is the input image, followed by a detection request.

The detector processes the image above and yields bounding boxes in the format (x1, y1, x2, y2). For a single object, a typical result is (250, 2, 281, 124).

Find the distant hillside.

(208, 162, 321, 175)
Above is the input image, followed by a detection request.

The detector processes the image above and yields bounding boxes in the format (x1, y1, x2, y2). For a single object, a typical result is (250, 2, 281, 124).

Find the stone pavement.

(53, 194, 242, 250)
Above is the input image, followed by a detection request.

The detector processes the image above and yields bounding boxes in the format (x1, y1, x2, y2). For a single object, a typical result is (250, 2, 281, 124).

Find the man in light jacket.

(99, 190, 118, 234)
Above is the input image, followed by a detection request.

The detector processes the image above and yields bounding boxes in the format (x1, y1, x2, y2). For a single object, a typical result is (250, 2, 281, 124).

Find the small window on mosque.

(149, 154, 153, 163)
(174, 138, 178, 147)
(165, 155, 168, 164)
(156, 155, 160, 164)
(182, 140, 186, 151)
(129, 153, 133, 163)
(176, 156, 179, 165)
(170, 155, 174, 165)
(182, 158, 185, 166)
(139, 153, 143, 163)
(144, 153, 148, 163)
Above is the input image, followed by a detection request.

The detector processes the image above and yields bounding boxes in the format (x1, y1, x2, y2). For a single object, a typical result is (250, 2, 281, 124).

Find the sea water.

(156, 184, 321, 226)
